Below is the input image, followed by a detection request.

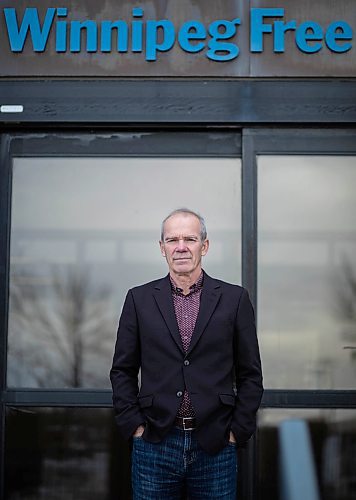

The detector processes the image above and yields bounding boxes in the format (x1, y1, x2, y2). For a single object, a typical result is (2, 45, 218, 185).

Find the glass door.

(0, 130, 242, 499)
(243, 129, 356, 500)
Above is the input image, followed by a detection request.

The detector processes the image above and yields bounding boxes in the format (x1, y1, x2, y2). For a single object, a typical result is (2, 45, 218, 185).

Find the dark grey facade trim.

(2, 389, 113, 407)
(5, 130, 242, 156)
(262, 390, 356, 409)
(3, 389, 355, 409)
(241, 130, 257, 308)
(1, 80, 356, 125)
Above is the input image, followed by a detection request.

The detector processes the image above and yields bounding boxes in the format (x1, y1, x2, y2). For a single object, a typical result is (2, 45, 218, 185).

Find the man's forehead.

(164, 213, 200, 232)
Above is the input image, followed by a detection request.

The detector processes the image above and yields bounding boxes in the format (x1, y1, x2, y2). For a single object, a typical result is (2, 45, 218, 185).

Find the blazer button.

(184, 360, 190, 366)
(176, 391, 183, 397)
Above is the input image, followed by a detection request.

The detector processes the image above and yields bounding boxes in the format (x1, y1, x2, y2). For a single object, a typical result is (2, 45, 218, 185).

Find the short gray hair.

(161, 208, 207, 242)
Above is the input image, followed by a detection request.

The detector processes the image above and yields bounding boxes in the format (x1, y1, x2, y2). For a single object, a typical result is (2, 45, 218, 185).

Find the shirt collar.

(170, 271, 204, 295)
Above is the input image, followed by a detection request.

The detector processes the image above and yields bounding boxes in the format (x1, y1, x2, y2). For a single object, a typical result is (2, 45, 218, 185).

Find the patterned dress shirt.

(170, 272, 203, 417)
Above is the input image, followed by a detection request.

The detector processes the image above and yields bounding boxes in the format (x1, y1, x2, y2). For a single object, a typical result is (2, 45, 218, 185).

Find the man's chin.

(173, 259, 190, 266)
(172, 264, 192, 274)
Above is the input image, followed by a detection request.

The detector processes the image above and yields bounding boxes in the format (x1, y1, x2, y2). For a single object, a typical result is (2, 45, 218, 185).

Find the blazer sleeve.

(230, 288, 264, 446)
(110, 289, 146, 439)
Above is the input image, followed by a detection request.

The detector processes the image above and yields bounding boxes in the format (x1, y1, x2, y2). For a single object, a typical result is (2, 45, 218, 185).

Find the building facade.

(1, 1, 356, 499)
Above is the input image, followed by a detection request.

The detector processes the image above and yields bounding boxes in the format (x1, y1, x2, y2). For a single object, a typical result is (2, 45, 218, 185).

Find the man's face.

(160, 213, 209, 277)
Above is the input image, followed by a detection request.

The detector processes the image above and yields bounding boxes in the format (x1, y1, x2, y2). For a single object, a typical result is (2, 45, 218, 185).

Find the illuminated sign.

(2, 7, 353, 61)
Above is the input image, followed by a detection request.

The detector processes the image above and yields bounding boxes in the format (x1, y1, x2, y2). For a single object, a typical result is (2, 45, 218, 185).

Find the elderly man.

(110, 208, 263, 499)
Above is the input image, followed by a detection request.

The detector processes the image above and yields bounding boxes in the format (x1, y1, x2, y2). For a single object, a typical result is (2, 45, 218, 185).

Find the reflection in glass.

(258, 156, 356, 389)
(5, 407, 130, 500)
(258, 409, 356, 500)
(8, 157, 241, 388)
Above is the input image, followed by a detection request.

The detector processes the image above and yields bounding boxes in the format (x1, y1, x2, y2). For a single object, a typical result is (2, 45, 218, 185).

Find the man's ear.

(201, 239, 209, 256)
(159, 241, 166, 257)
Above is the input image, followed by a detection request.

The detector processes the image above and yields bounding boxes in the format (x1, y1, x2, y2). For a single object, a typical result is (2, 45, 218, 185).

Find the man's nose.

(176, 239, 188, 251)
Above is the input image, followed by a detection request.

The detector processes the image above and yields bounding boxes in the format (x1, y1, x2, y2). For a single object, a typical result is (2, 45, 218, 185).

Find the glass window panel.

(258, 156, 356, 389)
(258, 408, 356, 500)
(5, 407, 130, 500)
(8, 157, 241, 388)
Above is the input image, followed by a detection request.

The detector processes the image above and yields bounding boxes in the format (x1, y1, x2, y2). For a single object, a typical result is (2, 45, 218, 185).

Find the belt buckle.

(182, 417, 194, 431)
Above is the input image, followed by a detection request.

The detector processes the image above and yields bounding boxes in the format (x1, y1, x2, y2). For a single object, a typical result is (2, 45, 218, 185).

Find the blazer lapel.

(153, 275, 184, 354)
(187, 273, 222, 355)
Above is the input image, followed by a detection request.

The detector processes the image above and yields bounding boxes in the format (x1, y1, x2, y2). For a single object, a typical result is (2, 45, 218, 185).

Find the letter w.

(4, 7, 55, 52)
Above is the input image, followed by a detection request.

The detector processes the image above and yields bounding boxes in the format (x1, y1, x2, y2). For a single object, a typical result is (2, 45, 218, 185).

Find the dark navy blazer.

(110, 272, 263, 454)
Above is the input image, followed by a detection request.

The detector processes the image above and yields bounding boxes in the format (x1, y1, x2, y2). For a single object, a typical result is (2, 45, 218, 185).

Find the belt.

(175, 416, 196, 431)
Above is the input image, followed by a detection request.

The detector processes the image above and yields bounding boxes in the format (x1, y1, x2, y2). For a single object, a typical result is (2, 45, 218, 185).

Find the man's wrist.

(229, 430, 237, 443)
(132, 424, 145, 437)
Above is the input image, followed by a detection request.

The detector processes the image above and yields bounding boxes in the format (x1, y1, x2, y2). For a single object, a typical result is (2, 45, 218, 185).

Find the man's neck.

(170, 269, 202, 295)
